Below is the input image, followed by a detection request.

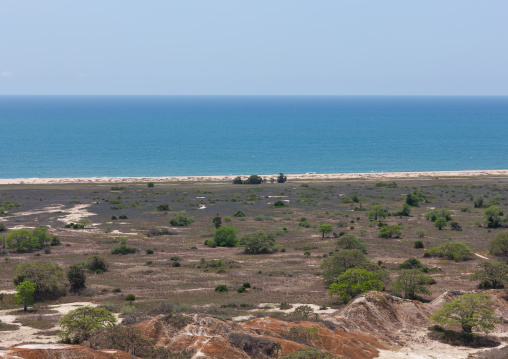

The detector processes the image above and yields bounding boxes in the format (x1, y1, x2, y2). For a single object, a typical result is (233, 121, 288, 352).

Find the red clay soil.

(0, 344, 136, 359)
(136, 314, 385, 359)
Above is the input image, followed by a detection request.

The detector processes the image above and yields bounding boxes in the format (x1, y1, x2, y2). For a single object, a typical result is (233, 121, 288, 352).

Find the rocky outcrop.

(0, 344, 136, 359)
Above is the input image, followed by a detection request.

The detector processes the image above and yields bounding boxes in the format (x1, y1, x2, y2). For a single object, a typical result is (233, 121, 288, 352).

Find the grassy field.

(1, 175, 507, 319)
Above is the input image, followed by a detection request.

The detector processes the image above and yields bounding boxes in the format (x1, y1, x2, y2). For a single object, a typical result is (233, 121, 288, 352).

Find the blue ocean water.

(0, 96, 507, 179)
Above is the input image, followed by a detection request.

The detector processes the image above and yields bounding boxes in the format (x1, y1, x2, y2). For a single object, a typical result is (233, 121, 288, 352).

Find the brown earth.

(0, 344, 136, 359)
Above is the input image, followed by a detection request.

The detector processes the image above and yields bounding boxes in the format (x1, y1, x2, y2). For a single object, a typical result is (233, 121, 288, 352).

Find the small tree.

(125, 294, 136, 305)
(430, 293, 498, 335)
(328, 268, 383, 303)
(317, 223, 333, 238)
(336, 234, 367, 253)
(15, 281, 36, 311)
(470, 261, 508, 289)
(59, 306, 116, 343)
(320, 249, 385, 284)
(488, 232, 508, 257)
(13, 261, 67, 301)
(277, 173, 287, 183)
(78, 218, 93, 228)
(85, 255, 109, 272)
(212, 226, 238, 247)
(473, 196, 484, 208)
(434, 217, 447, 230)
(239, 230, 275, 254)
(368, 205, 387, 221)
(394, 204, 411, 216)
(482, 206, 503, 228)
(379, 224, 402, 238)
(391, 269, 432, 300)
(68, 265, 86, 293)
(6, 229, 37, 252)
(212, 214, 222, 229)
(32, 227, 51, 248)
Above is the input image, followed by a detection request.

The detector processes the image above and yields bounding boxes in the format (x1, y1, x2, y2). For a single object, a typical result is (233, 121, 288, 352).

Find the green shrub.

(146, 249, 154, 255)
(212, 226, 238, 247)
(427, 242, 474, 261)
(111, 244, 138, 255)
(147, 182, 155, 187)
(272, 200, 287, 208)
(156, 204, 171, 211)
(399, 258, 424, 269)
(414, 240, 424, 249)
(233, 211, 246, 218)
(215, 285, 228, 292)
(119, 213, 128, 220)
(239, 231, 275, 254)
(379, 224, 402, 238)
(125, 294, 135, 304)
(488, 232, 508, 257)
(416, 229, 426, 238)
(170, 213, 194, 226)
(85, 255, 109, 272)
(237, 286, 247, 293)
(425, 209, 452, 222)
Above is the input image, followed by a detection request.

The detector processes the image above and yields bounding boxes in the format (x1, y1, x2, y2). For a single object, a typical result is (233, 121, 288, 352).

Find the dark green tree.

(277, 173, 287, 183)
(239, 230, 275, 254)
(488, 232, 508, 257)
(482, 206, 503, 228)
(212, 214, 222, 229)
(470, 261, 508, 289)
(245, 175, 264, 184)
(68, 265, 86, 293)
(391, 269, 433, 300)
(368, 205, 387, 221)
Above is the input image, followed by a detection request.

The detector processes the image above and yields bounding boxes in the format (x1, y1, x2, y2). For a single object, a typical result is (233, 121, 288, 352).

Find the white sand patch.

(0, 290, 16, 295)
(2, 169, 508, 185)
(14, 344, 69, 350)
(475, 253, 489, 260)
(57, 204, 96, 223)
(199, 205, 206, 209)
(255, 303, 337, 315)
(110, 230, 138, 236)
(6, 225, 36, 230)
(232, 315, 255, 322)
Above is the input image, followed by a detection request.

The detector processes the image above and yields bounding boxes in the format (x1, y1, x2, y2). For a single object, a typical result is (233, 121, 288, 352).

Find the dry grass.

(1, 176, 508, 316)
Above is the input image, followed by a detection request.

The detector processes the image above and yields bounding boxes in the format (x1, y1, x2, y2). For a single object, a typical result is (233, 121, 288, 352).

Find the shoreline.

(1, 169, 508, 185)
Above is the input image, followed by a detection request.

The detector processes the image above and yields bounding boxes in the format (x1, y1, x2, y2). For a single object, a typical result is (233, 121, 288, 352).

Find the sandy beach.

(1, 169, 508, 185)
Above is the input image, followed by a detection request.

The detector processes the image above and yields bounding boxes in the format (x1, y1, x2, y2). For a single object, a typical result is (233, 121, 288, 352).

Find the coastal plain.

(1, 170, 508, 358)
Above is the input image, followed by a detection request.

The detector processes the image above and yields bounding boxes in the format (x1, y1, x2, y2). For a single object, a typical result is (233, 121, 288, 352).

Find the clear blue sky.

(1, 1, 507, 95)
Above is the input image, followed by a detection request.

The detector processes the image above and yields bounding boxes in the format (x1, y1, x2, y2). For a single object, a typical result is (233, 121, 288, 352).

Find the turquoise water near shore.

(0, 96, 507, 179)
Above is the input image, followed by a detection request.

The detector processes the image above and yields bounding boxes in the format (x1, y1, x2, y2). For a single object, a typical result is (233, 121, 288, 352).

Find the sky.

(1, 1, 507, 95)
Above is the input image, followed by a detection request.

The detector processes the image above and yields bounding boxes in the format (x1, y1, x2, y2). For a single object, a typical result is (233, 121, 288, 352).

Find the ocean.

(0, 96, 507, 179)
